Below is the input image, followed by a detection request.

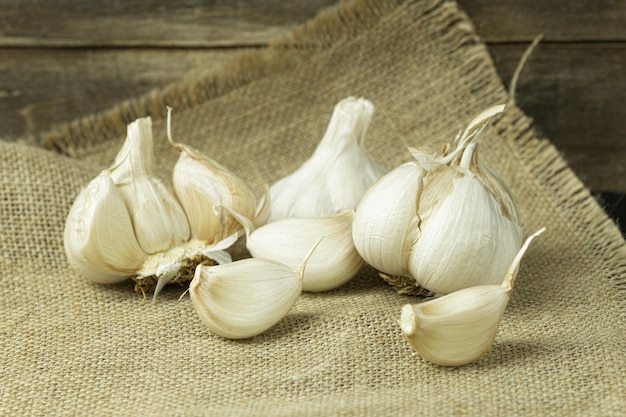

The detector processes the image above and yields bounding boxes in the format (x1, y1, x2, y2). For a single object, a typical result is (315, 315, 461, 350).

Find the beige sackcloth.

(2, 0, 625, 415)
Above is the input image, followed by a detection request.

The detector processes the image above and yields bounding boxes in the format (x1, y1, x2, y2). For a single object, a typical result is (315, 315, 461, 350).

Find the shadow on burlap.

(1, 0, 625, 415)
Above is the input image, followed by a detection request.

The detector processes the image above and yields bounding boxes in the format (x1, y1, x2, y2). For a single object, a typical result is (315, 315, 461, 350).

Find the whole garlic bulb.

(353, 105, 523, 294)
(269, 97, 387, 221)
(400, 228, 545, 366)
(224, 207, 363, 292)
(64, 116, 258, 298)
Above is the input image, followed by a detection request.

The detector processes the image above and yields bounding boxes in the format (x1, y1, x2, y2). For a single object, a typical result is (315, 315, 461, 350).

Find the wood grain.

(458, 0, 626, 42)
(490, 43, 626, 150)
(2, 0, 624, 46)
(0, 48, 241, 139)
(0, 0, 337, 47)
(488, 42, 626, 192)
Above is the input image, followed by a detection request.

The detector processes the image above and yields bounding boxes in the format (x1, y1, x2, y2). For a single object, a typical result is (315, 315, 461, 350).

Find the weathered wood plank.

(566, 149, 626, 194)
(0, 48, 241, 140)
(489, 42, 626, 192)
(1, 0, 624, 47)
(458, 0, 626, 42)
(0, 0, 338, 47)
(489, 42, 626, 150)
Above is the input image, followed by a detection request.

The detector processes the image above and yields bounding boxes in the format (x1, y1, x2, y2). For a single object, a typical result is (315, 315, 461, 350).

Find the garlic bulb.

(269, 97, 387, 221)
(64, 116, 253, 298)
(224, 207, 363, 291)
(353, 105, 523, 294)
(189, 239, 323, 339)
(400, 228, 545, 366)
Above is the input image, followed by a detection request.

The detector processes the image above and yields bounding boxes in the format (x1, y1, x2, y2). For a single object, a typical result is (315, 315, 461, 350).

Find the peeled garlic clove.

(400, 228, 545, 366)
(352, 162, 424, 277)
(189, 238, 323, 339)
(226, 208, 363, 292)
(64, 171, 148, 284)
(269, 97, 387, 221)
(167, 116, 260, 245)
(111, 117, 190, 254)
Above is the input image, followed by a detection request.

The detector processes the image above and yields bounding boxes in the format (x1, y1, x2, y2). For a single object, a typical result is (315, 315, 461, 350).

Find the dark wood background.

(1, 0, 625, 197)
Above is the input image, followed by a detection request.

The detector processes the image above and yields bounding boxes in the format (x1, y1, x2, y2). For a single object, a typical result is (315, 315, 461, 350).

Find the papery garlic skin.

(352, 162, 423, 277)
(227, 208, 363, 292)
(189, 258, 303, 339)
(111, 117, 190, 254)
(400, 228, 545, 367)
(64, 171, 148, 284)
(269, 97, 387, 221)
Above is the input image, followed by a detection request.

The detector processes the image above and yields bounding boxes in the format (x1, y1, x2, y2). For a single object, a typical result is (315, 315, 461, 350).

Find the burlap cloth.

(2, 0, 625, 415)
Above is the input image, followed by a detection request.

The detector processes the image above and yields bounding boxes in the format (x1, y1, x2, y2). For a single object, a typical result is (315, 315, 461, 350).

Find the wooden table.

(1, 0, 624, 198)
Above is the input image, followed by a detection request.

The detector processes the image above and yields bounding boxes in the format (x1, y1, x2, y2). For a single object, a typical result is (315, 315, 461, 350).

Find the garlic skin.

(269, 97, 387, 221)
(353, 105, 522, 294)
(64, 171, 148, 284)
(225, 208, 363, 292)
(400, 228, 545, 366)
(189, 239, 322, 339)
(400, 286, 508, 367)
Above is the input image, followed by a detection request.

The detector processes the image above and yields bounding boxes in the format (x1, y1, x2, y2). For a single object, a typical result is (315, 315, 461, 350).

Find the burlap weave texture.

(1, 0, 625, 416)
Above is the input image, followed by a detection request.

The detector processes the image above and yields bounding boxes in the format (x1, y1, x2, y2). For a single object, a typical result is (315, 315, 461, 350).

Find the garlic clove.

(111, 117, 190, 255)
(189, 258, 302, 339)
(352, 162, 424, 277)
(400, 287, 508, 367)
(189, 238, 323, 339)
(269, 97, 387, 221)
(408, 174, 523, 293)
(407, 110, 522, 294)
(400, 228, 545, 366)
(225, 207, 363, 292)
(167, 112, 260, 245)
(64, 171, 148, 284)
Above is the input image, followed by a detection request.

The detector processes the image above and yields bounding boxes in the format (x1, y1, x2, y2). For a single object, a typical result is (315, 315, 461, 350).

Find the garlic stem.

(458, 123, 486, 170)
